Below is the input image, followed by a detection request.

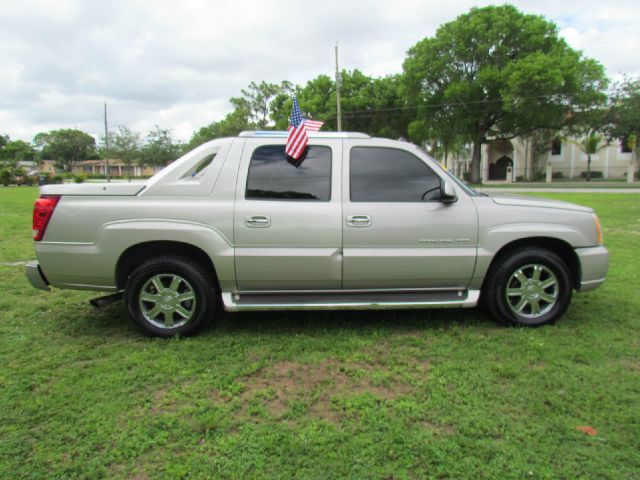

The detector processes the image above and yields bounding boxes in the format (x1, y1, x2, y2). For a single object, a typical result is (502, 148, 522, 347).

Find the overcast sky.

(1, 0, 639, 144)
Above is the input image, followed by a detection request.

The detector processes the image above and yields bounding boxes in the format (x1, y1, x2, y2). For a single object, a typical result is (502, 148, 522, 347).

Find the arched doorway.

(487, 140, 514, 180)
(489, 156, 513, 180)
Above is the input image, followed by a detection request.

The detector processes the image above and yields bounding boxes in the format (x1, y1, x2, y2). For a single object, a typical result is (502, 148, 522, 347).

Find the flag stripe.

(286, 97, 323, 160)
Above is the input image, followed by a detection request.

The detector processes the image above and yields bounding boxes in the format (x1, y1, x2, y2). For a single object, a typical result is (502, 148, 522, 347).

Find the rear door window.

(246, 145, 331, 201)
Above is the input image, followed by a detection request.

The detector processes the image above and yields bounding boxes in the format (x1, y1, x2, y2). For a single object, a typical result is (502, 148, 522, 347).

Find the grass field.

(0, 187, 638, 479)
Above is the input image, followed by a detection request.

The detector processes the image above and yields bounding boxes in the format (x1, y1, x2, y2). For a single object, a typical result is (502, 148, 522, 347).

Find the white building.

(445, 137, 636, 182)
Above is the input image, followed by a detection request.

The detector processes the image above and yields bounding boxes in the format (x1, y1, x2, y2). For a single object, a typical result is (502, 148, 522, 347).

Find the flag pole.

(335, 42, 342, 132)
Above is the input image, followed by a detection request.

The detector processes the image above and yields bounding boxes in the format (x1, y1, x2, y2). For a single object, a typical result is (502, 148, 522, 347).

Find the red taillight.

(33, 195, 60, 241)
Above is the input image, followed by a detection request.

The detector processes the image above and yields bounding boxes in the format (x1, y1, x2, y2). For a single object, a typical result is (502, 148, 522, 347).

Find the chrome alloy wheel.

(505, 264, 559, 319)
(139, 274, 197, 329)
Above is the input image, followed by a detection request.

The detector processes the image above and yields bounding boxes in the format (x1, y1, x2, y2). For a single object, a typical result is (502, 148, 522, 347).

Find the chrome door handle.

(245, 215, 271, 227)
(346, 215, 371, 227)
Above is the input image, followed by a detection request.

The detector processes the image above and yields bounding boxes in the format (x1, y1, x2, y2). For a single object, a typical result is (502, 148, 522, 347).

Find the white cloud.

(1, 0, 639, 144)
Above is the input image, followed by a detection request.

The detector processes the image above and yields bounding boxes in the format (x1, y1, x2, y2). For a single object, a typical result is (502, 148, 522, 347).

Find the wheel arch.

(115, 241, 220, 291)
(482, 237, 581, 291)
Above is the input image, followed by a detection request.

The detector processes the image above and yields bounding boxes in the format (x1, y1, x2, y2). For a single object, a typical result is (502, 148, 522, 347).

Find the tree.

(0, 139, 36, 167)
(184, 108, 252, 151)
(230, 81, 293, 129)
(111, 126, 141, 181)
(291, 70, 409, 138)
(140, 127, 182, 167)
(608, 77, 640, 169)
(574, 129, 607, 181)
(33, 129, 97, 172)
(403, 5, 607, 183)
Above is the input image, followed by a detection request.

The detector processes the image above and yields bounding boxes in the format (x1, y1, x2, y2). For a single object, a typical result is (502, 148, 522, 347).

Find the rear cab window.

(246, 145, 332, 201)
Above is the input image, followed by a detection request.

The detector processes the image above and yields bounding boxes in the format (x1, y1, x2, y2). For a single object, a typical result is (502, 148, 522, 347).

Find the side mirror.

(441, 179, 458, 204)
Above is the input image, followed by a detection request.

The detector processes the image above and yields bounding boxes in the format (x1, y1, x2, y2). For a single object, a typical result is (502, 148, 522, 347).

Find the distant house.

(39, 160, 57, 175)
(36, 159, 162, 177)
(71, 159, 161, 177)
(443, 137, 636, 181)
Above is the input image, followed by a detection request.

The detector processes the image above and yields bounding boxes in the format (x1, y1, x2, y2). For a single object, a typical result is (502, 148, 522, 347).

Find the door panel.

(234, 139, 342, 291)
(342, 141, 478, 290)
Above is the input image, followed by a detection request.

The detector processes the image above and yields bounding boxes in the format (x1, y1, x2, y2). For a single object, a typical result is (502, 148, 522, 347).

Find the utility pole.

(335, 43, 342, 132)
(104, 101, 110, 182)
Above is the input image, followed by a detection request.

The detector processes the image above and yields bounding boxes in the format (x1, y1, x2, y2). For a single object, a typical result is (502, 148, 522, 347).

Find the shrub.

(462, 171, 472, 182)
(51, 175, 64, 184)
(552, 171, 564, 179)
(533, 170, 546, 181)
(0, 168, 14, 186)
(580, 171, 603, 179)
(22, 175, 35, 186)
(73, 174, 86, 183)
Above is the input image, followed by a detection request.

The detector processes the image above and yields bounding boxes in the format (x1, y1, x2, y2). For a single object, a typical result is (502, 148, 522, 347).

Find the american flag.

(285, 97, 324, 160)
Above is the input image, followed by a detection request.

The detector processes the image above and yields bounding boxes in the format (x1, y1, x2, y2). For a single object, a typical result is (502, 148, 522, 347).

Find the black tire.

(484, 247, 572, 327)
(124, 255, 216, 337)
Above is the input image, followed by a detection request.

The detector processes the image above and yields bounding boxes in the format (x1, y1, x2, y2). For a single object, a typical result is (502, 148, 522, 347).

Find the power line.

(322, 92, 595, 119)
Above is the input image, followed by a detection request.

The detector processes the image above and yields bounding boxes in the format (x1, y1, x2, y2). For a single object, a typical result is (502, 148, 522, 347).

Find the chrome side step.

(222, 290, 480, 312)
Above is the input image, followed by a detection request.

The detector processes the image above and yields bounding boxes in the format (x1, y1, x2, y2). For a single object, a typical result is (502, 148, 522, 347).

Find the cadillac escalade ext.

(26, 131, 609, 337)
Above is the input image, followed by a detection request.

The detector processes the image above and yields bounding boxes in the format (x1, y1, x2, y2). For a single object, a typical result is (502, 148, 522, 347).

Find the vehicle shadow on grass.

(79, 300, 495, 339)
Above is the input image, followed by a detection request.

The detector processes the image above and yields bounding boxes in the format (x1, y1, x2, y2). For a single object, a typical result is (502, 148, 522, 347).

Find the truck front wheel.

(484, 247, 572, 327)
(124, 255, 216, 337)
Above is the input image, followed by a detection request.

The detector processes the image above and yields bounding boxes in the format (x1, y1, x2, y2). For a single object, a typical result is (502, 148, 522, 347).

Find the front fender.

(469, 223, 590, 290)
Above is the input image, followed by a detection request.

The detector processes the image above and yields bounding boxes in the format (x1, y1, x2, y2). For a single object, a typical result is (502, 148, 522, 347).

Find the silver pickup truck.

(27, 131, 608, 337)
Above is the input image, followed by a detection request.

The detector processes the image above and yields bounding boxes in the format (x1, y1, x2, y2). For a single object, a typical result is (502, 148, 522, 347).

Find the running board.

(222, 290, 480, 312)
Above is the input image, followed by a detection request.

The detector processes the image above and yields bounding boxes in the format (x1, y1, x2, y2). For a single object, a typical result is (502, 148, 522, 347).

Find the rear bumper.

(575, 246, 609, 292)
(25, 261, 50, 291)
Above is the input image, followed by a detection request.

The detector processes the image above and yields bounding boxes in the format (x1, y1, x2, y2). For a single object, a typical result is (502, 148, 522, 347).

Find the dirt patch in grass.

(231, 355, 430, 424)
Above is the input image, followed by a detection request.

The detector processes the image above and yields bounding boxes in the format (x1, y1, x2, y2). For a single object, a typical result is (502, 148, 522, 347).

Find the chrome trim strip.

(222, 290, 480, 312)
(233, 287, 465, 295)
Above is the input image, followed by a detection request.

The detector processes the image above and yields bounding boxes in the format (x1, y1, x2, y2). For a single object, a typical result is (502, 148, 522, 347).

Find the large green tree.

(282, 70, 409, 138)
(403, 4, 607, 183)
(33, 129, 97, 172)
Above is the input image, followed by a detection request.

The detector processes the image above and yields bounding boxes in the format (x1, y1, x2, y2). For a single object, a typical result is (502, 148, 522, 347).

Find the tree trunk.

(587, 154, 591, 181)
(471, 141, 482, 184)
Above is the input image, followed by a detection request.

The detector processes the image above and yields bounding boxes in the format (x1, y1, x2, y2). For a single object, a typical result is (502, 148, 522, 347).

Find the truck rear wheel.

(484, 247, 572, 327)
(124, 255, 216, 337)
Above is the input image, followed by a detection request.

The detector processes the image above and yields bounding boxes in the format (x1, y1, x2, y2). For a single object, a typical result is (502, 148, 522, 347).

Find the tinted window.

(246, 145, 331, 201)
(350, 147, 440, 202)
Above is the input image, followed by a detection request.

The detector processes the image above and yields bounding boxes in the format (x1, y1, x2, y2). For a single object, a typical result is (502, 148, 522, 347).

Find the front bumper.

(575, 246, 609, 292)
(25, 261, 50, 291)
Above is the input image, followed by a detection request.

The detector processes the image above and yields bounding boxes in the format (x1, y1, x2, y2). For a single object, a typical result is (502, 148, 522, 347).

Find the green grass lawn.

(0, 187, 638, 479)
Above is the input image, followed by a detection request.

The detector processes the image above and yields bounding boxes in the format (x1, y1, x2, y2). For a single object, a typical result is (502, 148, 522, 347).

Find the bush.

(51, 175, 64, 184)
(580, 171, 603, 179)
(462, 171, 472, 182)
(532, 170, 546, 181)
(0, 168, 14, 186)
(552, 171, 564, 179)
(22, 175, 35, 186)
(73, 174, 86, 183)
